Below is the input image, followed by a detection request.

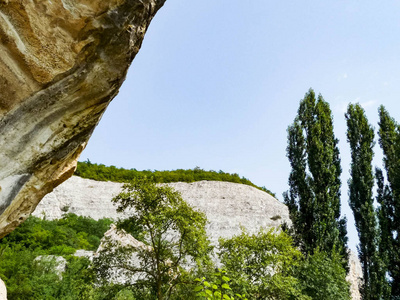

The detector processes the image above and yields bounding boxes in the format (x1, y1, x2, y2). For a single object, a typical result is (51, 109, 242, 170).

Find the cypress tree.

(375, 167, 393, 299)
(345, 103, 389, 299)
(377, 106, 400, 296)
(284, 89, 347, 258)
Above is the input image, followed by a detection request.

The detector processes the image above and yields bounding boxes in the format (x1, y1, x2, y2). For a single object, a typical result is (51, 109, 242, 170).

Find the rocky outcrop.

(34, 176, 291, 245)
(34, 255, 67, 280)
(347, 251, 362, 300)
(98, 224, 151, 253)
(0, 278, 6, 300)
(0, 0, 166, 238)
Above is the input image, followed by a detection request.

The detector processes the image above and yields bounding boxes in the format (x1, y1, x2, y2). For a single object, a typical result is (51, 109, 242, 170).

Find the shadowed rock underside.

(0, 0, 166, 238)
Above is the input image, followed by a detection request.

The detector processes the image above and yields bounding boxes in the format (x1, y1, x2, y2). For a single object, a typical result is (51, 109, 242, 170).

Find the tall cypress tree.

(345, 104, 389, 299)
(377, 106, 400, 296)
(284, 89, 347, 258)
(375, 167, 393, 299)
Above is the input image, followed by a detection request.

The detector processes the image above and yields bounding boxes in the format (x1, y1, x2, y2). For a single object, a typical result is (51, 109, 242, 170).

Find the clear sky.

(81, 1, 400, 251)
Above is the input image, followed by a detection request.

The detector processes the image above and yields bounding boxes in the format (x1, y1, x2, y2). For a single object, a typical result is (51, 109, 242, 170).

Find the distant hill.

(74, 160, 275, 197)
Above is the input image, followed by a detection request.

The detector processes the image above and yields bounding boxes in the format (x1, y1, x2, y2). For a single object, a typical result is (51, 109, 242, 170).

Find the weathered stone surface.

(0, 0, 165, 238)
(347, 251, 362, 300)
(34, 176, 291, 245)
(96, 224, 153, 284)
(34, 255, 67, 280)
(0, 278, 6, 300)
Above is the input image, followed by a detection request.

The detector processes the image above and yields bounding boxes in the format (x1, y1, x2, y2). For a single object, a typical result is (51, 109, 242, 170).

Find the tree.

(283, 89, 348, 259)
(375, 168, 393, 299)
(218, 228, 350, 300)
(296, 249, 351, 300)
(93, 178, 213, 300)
(345, 103, 389, 299)
(218, 228, 308, 300)
(377, 106, 400, 297)
(194, 269, 248, 300)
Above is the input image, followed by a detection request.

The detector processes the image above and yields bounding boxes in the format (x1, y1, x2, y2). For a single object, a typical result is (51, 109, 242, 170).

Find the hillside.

(34, 176, 288, 246)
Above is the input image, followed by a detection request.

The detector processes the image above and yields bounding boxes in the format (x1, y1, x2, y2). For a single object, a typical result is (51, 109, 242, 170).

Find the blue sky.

(81, 1, 400, 251)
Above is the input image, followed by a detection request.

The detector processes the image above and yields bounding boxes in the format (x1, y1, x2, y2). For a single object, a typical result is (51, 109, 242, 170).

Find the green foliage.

(218, 228, 350, 300)
(194, 270, 248, 300)
(0, 214, 112, 300)
(296, 249, 351, 300)
(93, 178, 213, 300)
(346, 103, 389, 299)
(218, 228, 309, 300)
(283, 89, 348, 261)
(377, 105, 400, 297)
(0, 214, 112, 252)
(75, 161, 275, 197)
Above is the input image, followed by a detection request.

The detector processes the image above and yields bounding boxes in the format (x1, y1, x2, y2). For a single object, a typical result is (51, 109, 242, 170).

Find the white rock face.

(34, 176, 290, 246)
(95, 224, 152, 284)
(0, 278, 6, 300)
(98, 224, 151, 253)
(347, 251, 362, 300)
(74, 249, 95, 261)
(167, 181, 290, 245)
(34, 176, 124, 220)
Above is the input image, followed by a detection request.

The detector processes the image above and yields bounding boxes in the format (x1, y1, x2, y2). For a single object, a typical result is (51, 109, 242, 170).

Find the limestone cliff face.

(0, 278, 5, 300)
(0, 0, 165, 238)
(34, 176, 291, 246)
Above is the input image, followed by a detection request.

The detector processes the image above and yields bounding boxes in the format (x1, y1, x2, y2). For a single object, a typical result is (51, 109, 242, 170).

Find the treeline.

(284, 89, 400, 300)
(0, 214, 113, 299)
(75, 161, 275, 197)
(345, 104, 400, 299)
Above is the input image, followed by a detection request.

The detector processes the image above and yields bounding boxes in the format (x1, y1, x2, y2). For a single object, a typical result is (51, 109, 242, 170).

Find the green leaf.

(196, 291, 206, 297)
(203, 281, 211, 287)
(194, 286, 203, 292)
(222, 275, 230, 282)
(221, 283, 231, 290)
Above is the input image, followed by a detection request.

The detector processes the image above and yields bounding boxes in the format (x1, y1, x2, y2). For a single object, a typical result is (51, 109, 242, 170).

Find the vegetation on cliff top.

(75, 160, 275, 197)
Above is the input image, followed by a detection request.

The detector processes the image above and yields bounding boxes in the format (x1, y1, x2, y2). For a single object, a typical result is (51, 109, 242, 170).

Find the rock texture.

(0, 278, 6, 300)
(34, 176, 291, 245)
(0, 0, 166, 238)
(96, 224, 153, 284)
(347, 251, 362, 300)
(34, 255, 67, 280)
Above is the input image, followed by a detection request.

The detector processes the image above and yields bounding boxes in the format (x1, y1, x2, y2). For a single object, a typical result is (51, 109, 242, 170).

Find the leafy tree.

(218, 228, 309, 300)
(296, 249, 351, 300)
(283, 89, 348, 259)
(345, 103, 389, 299)
(93, 178, 213, 300)
(0, 214, 113, 299)
(218, 227, 350, 300)
(377, 106, 400, 296)
(194, 269, 248, 300)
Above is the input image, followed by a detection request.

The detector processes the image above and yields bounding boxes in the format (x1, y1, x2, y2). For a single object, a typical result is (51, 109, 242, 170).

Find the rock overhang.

(0, 0, 166, 238)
